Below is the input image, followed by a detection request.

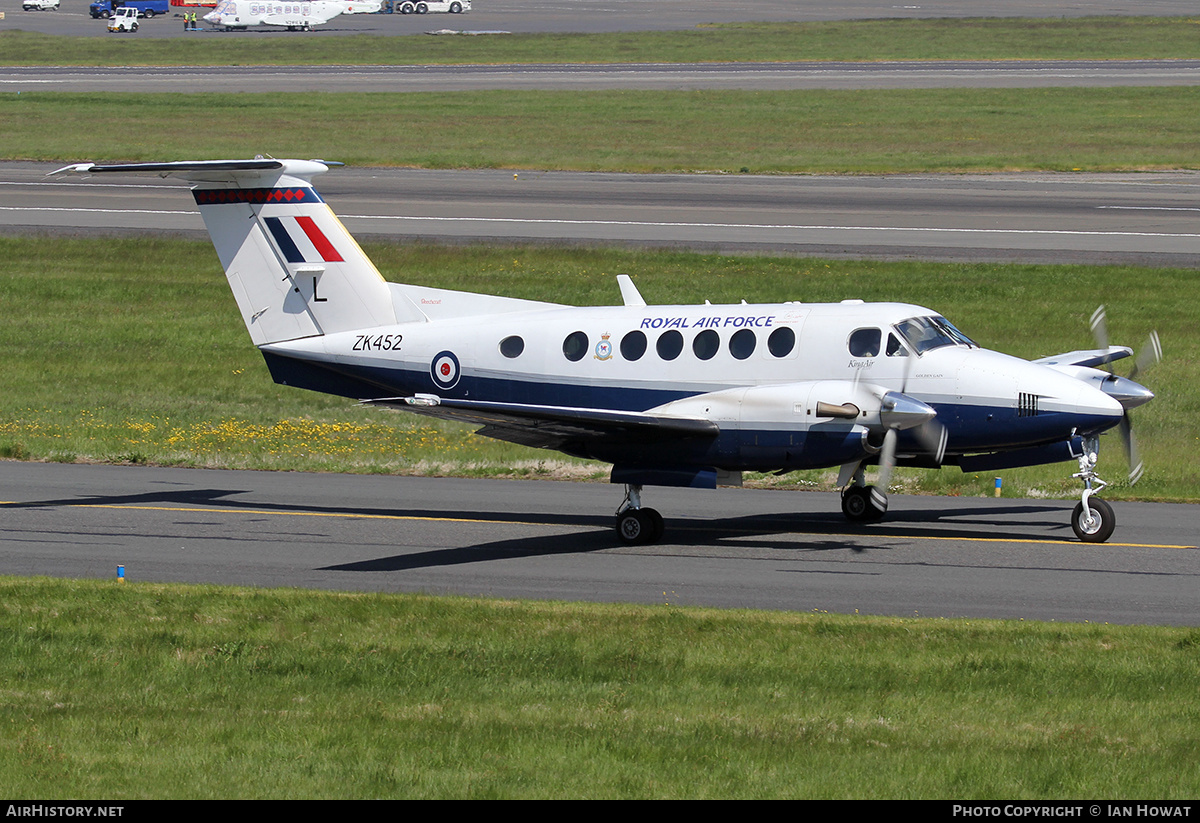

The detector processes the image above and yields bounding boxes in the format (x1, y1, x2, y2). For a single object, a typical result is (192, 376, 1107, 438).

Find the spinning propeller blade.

(1089, 306, 1160, 485)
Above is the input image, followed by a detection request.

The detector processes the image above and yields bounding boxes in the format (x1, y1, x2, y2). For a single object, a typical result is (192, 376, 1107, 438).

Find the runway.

(6, 161, 1200, 266)
(3, 462, 1197, 625)
(8, 60, 1200, 92)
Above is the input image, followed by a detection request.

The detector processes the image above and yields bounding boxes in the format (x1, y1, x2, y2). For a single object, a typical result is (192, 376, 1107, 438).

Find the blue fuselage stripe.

(264, 353, 1117, 462)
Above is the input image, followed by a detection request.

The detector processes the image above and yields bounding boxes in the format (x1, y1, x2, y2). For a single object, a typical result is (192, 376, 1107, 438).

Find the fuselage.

(264, 297, 1126, 470)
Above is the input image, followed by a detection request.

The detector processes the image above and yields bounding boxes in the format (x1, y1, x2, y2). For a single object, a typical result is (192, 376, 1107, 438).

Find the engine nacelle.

(646, 380, 893, 471)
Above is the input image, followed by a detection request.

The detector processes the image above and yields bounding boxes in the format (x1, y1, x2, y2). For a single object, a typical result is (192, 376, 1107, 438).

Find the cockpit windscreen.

(894, 315, 977, 355)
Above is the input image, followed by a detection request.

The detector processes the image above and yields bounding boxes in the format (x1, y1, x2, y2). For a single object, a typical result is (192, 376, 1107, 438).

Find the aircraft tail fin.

(52, 158, 417, 346)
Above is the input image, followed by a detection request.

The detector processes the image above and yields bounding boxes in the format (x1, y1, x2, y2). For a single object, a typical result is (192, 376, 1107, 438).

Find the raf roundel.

(430, 350, 461, 390)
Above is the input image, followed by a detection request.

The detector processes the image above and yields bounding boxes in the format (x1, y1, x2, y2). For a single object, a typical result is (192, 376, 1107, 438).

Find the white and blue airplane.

(52, 158, 1159, 545)
(203, 0, 380, 31)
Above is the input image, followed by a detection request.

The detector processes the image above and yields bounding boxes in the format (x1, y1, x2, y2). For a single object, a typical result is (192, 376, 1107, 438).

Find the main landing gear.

(840, 483, 886, 522)
(615, 484, 664, 545)
(839, 463, 888, 522)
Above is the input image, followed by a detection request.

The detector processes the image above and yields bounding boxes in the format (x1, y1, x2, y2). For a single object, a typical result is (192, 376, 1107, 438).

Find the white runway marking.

(6, 205, 1200, 240)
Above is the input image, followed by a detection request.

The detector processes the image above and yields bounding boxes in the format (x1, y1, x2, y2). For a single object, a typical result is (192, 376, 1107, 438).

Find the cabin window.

(767, 326, 795, 358)
(499, 335, 524, 358)
(693, 329, 720, 361)
(729, 328, 756, 360)
(848, 328, 881, 358)
(656, 330, 684, 361)
(563, 330, 588, 362)
(621, 330, 647, 361)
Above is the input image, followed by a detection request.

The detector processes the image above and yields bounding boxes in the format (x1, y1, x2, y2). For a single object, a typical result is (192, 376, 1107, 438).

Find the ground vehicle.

(90, 0, 170, 18)
(395, 0, 468, 13)
(23, 0, 60, 10)
(107, 5, 139, 29)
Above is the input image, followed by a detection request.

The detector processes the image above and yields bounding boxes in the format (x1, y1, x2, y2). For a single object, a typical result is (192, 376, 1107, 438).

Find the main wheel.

(841, 485, 885, 522)
(643, 507, 664, 543)
(1072, 498, 1115, 543)
(449, 1, 461, 10)
(616, 508, 663, 545)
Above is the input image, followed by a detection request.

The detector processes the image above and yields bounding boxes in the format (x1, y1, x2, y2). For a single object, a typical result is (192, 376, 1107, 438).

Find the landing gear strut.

(1071, 435, 1115, 543)
(615, 484, 664, 545)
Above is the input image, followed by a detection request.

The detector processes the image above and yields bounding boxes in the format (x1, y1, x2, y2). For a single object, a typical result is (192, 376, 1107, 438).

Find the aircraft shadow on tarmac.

(3, 486, 1080, 571)
(317, 505, 1078, 574)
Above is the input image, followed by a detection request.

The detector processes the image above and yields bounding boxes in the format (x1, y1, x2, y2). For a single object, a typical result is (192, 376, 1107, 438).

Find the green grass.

(0, 236, 1194, 501)
(2, 577, 1198, 798)
(6, 87, 1200, 173)
(3, 17, 1200, 66)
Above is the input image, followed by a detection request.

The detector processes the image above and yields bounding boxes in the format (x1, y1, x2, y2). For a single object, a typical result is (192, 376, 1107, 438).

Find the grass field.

(2, 577, 1198, 799)
(1, 237, 1193, 501)
(3, 17, 1200, 66)
(6, 86, 1200, 173)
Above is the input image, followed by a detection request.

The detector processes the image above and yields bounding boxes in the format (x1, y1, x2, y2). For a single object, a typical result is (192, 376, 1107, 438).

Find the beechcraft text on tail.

(51, 158, 1160, 545)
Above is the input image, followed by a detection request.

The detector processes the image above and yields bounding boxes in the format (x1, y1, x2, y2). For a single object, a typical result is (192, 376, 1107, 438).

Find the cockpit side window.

(886, 333, 908, 357)
(848, 328, 881, 358)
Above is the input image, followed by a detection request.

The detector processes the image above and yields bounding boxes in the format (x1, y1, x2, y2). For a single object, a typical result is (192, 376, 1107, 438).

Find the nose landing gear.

(1071, 435, 1115, 543)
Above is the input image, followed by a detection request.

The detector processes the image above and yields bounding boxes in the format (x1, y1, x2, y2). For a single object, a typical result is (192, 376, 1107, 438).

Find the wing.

(362, 395, 718, 450)
(1033, 347, 1132, 368)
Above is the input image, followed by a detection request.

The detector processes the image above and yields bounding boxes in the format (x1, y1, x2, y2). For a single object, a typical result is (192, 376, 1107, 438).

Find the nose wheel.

(1071, 497, 1115, 543)
(1071, 435, 1116, 543)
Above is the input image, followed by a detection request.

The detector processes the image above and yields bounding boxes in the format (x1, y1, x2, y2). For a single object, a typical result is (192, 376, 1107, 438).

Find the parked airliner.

(204, 0, 380, 31)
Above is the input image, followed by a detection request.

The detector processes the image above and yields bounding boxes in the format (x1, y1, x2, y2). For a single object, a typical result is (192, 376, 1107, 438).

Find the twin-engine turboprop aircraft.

(52, 158, 1159, 545)
(203, 0, 380, 31)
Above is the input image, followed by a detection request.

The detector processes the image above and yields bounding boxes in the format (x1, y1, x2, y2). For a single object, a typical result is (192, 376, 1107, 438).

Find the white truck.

(23, 0, 61, 10)
(107, 5, 139, 30)
(395, 0, 468, 13)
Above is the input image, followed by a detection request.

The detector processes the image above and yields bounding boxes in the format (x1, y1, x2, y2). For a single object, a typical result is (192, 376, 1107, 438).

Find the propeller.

(873, 386, 947, 506)
(820, 352, 947, 508)
(872, 346, 948, 499)
(1089, 306, 1161, 484)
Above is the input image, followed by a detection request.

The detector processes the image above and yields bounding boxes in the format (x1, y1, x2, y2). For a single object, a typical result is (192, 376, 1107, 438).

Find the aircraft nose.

(1101, 375, 1154, 410)
(1064, 378, 1125, 433)
(879, 391, 937, 431)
